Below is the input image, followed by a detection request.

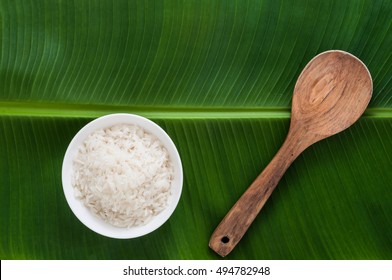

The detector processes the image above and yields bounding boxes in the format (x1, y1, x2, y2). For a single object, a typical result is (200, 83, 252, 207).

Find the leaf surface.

(1, 0, 392, 259)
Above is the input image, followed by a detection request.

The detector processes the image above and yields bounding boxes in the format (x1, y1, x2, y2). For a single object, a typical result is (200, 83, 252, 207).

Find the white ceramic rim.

(61, 113, 183, 239)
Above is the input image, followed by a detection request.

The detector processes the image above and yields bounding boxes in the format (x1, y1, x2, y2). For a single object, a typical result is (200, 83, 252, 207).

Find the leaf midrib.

(0, 101, 391, 119)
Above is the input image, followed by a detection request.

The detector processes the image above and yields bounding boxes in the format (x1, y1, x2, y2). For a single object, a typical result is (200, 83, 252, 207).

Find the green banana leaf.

(1, 0, 392, 260)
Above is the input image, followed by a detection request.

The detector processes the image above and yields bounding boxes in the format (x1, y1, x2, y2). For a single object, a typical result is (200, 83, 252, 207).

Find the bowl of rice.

(62, 113, 183, 238)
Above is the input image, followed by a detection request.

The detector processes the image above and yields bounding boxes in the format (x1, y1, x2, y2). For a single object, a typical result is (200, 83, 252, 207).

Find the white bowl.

(62, 113, 183, 239)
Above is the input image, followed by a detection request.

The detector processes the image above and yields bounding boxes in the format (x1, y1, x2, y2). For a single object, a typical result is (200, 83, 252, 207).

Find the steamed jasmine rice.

(71, 123, 174, 228)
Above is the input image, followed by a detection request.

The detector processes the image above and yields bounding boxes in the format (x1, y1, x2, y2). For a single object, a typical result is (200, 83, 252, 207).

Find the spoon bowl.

(209, 50, 372, 257)
(292, 50, 372, 145)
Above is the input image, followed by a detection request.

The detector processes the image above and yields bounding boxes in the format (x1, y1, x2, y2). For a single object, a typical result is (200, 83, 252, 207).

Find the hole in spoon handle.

(221, 236, 230, 243)
(210, 230, 238, 257)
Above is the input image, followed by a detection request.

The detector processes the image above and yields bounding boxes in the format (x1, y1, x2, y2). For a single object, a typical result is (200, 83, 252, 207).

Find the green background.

(1, 0, 391, 259)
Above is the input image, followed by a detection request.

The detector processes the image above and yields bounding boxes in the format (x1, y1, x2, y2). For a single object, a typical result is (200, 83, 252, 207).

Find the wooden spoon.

(209, 50, 372, 257)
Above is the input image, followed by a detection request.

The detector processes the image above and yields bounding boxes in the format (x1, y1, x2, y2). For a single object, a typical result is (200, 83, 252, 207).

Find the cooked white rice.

(71, 123, 173, 228)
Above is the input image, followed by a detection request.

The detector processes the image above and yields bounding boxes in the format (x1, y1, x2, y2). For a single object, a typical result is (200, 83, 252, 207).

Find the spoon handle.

(209, 127, 305, 257)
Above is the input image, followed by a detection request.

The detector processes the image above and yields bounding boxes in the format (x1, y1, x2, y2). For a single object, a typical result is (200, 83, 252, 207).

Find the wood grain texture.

(209, 50, 373, 257)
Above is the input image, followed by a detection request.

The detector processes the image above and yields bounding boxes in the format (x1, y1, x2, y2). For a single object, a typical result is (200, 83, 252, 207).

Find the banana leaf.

(1, 0, 391, 259)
